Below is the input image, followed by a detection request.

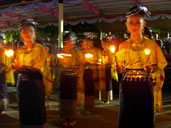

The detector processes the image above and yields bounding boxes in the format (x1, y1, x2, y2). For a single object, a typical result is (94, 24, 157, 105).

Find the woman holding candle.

(0, 35, 11, 116)
(116, 5, 167, 128)
(81, 38, 101, 114)
(143, 27, 165, 113)
(99, 38, 118, 104)
(57, 32, 80, 127)
(14, 19, 52, 128)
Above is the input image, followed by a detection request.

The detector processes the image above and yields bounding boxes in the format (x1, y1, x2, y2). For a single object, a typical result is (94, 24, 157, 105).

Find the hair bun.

(126, 4, 151, 17)
(19, 19, 38, 29)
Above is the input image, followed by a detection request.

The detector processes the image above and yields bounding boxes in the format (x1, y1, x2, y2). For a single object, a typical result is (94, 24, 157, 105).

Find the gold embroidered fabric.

(116, 37, 167, 70)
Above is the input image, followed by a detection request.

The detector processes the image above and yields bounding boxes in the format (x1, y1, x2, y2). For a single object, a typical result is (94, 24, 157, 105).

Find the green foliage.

(3, 23, 99, 45)
(4, 30, 20, 44)
(37, 26, 58, 41)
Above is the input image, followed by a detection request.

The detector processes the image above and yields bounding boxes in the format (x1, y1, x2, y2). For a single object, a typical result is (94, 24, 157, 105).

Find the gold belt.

(124, 69, 148, 79)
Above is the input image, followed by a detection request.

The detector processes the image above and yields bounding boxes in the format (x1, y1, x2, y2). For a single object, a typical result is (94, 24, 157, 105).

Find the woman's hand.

(144, 64, 158, 73)
(116, 64, 125, 73)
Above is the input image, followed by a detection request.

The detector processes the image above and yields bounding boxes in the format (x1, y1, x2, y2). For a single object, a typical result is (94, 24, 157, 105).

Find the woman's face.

(126, 15, 146, 35)
(102, 42, 109, 51)
(81, 40, 93, 49)
(20, 25, 35, 42)
(64, 40, 75, 50)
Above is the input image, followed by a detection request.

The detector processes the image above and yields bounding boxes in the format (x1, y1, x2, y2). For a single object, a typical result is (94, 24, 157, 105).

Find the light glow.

(85, 53, 93, 58)
(144, 49, 151, 55)
(110, 45, 115, 53)
(57, 53, 72, 59)
(5, 49, 14, 57)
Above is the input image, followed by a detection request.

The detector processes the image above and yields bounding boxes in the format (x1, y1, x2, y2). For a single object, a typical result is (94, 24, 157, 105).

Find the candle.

(110, 45, 115, 53)
(144, 49, 150, 55)
(85, 53, 93, 58)
(5, 49, 14, 58)
(57, 53, 72, 59)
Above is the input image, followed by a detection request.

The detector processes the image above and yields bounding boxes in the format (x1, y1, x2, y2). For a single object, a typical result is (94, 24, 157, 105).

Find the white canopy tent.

(0, 0, 171, 29)
(0, 0, 171, 47)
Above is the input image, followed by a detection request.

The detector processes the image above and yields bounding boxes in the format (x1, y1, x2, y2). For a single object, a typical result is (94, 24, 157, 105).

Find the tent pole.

(53, 0, 64, 92)
(58, 0, 64, 49)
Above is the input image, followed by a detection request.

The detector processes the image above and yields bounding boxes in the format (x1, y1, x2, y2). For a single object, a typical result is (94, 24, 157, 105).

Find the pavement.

(0, 86, 171, 128)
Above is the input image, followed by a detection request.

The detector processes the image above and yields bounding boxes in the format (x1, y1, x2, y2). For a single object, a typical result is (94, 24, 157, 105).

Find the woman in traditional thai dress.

(14, 19, 52, 128)
(57, 33, 80, 127)
(0, 36, 11, 116)
(116, 5, 167, 128)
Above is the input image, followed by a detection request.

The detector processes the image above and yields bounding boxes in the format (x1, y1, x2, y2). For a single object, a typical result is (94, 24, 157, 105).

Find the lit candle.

(110, 45, 115, 53)
(144, 49, 150, 55)
(97, 58, 102, 65)
(5, 49, 14, 58)
(57, 53, 72, 59)
(144, 49, 151, 73)
(85, 53, 93, 59)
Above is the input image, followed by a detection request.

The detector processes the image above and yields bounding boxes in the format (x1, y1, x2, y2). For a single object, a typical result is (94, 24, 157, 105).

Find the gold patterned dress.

(57, 49, 80, 120)
(80, 47, 101, 113)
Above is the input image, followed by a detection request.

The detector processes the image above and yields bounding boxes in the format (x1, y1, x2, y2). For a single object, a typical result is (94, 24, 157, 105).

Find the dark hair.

(143, 27, 152, 39)
(63, 32, 76, 42)
(63, 33, 71, 42)
(19, 19, 38, 30)
(126, 4, 151, 18)
(0, 36, 3, 40)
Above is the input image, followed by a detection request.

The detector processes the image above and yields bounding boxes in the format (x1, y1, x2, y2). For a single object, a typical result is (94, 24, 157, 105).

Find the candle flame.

(5, 49, 14, 57)
(57, 53, 72, 59)
(144, 49, 150, 55)
(110, 45, 115, 53)
(85, 53, 93, 58)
